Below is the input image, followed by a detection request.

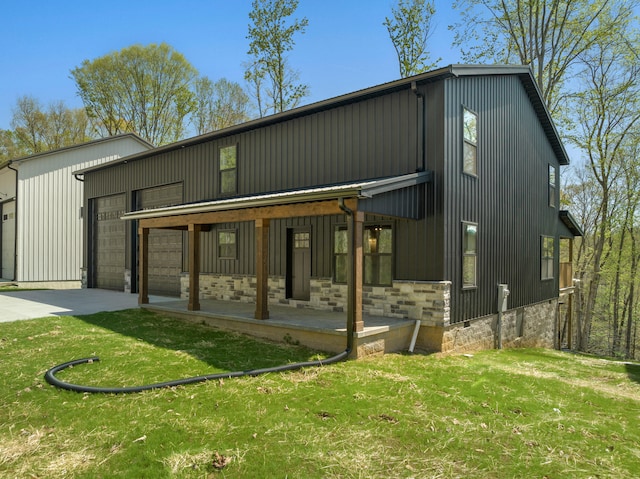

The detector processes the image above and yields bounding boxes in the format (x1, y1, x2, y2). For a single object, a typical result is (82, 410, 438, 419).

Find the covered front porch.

(122, 172, 430, 357)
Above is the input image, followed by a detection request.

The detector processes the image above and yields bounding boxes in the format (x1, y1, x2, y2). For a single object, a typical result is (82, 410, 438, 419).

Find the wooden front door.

(289, 228, 311, 301)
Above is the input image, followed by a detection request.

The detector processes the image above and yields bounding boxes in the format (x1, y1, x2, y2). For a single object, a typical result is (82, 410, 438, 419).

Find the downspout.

(410, 81, 425, 173)
(338, 197, 355, 354)
(73, 172, 86, 287)
(410, 80, 427, 352)
(7, 161, 18, 281)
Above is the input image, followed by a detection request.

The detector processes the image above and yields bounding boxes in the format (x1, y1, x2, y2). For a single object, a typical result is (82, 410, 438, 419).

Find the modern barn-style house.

(77, 65, 581, 356)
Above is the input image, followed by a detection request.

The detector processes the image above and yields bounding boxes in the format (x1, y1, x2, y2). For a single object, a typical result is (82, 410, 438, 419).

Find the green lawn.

(1, 309, 639, 478)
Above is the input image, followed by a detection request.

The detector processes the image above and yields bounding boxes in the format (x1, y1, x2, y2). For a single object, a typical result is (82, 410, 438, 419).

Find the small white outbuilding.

(0, 134, 152, 286)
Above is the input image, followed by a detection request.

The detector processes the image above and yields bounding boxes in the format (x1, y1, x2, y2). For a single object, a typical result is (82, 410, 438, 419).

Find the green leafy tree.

(451, 0, 635, 115)
(9, 95, 93, 156)
(245, 0, 309, 116)
(564, 34, 640, 353)
(71, 43, 198, 145)
(384, 0, 440, 78)
(192, 77, 252, 135)
(0, 129, 23, 165)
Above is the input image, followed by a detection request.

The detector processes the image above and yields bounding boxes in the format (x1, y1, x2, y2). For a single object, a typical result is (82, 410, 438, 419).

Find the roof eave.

(122, 171, 431, 221)
(559, 210, 584, 237)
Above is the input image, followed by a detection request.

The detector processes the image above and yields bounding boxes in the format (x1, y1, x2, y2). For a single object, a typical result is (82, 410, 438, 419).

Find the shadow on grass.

(625, 363, 640, 385)
(75, 308, 330, 374)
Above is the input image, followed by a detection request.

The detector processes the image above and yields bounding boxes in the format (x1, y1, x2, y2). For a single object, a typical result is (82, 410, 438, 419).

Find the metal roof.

(9, 133, 153, 166)
(559, 210, 584, 237)
(76, 64, 570, 176)
(121, 171, 430, 221)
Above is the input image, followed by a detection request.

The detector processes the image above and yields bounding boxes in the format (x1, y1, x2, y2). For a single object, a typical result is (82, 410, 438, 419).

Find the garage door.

(1, 201, 15, 280)
(138, 183, 183, 297)
(94, 194, 126, 290)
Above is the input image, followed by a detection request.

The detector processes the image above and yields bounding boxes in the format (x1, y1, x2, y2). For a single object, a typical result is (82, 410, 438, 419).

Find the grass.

(1, 309, 640, 478)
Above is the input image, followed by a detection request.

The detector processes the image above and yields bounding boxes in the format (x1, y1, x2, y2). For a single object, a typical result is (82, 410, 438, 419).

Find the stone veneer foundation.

(181, 273, 557, 353)
(416, 299, 558, 353)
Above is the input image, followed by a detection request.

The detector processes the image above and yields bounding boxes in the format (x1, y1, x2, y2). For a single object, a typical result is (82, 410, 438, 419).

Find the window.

(541, 236, 554, 280)
(333, 224, 393, 286)
(333, 226, 348, 283)
(548, 164, 557, 207)
(219, 145, 237, 195)
(463, 107, 478, 176)
(462, 222, 478, 288)
(364, 224, 393, 286)
(294, 231, 310, 249)
(218, 230, 237, 259)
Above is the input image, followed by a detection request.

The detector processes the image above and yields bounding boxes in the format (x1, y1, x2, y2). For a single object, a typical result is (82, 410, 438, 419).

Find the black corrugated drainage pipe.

(44, 350, 350, 394)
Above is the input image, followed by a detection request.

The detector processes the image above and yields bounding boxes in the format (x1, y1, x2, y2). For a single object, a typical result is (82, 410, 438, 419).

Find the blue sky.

(1, 0, 462, 131)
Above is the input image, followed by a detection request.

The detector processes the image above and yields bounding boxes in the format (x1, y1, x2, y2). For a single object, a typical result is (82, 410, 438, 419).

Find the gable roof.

(5, 133, 153, 168)
(75, 64, 569, 176)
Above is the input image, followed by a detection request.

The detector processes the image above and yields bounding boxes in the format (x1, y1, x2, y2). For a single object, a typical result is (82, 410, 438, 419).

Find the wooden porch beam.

(188, 223, 201, 311)
(138, 226, 149, 305)
(255, 218, 270, 320)
(139, 198, 358, 229)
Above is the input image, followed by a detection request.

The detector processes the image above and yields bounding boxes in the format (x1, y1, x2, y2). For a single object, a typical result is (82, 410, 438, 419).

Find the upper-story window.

(219, 145, 237, 195)
(462, 222, 478, 288)
(463, 107, 478, 176)
(548, 164, 557, 207)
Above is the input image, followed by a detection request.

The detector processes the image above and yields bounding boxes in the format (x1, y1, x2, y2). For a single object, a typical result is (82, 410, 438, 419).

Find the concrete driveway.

(0, 289, 168, 323)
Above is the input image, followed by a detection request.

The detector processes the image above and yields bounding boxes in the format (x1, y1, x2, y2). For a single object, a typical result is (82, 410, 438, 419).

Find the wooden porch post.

(138, 226, 149, 305)
(353, 211, 364, 332)
(188, 223, 201, 311)
(255, 218, 270, 319)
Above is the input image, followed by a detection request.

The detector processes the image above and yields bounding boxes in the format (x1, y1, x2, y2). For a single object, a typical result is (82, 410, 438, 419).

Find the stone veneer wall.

(182, 274, 556, 353)
(181, 274, 451, 324)
(420, 299, 558, 353)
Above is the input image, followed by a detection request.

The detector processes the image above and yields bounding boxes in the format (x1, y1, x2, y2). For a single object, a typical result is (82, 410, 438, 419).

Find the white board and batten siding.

(14, 135, 151, 282)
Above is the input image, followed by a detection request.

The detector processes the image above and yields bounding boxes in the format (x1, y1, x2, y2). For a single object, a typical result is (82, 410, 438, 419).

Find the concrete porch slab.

(142, 298, 417, 358)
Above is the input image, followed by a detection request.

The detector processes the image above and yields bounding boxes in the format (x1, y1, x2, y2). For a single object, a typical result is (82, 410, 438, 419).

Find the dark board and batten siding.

(443, 75, 561, 323)
(83, 87, 425, 281)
